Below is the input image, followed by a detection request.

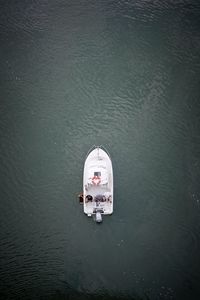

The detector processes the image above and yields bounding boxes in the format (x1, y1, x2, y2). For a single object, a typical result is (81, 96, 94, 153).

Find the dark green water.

(1, 1, 200, 299)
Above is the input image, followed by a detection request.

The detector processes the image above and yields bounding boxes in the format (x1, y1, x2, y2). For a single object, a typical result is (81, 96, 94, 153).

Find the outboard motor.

(95, 211, 102, 223)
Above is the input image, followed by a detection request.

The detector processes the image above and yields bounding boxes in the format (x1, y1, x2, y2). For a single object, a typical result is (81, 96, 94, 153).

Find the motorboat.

(83, 146, 113, 223)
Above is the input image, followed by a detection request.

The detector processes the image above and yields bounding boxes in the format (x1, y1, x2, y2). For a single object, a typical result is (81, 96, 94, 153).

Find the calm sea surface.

(1, 1, 200, 299)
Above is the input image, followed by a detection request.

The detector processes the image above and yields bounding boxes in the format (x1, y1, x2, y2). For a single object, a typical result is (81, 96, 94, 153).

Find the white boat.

(83, 146, 113, 223)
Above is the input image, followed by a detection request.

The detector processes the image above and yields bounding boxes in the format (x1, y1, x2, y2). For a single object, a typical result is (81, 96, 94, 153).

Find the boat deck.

(84, 185, 112, 215)
(85, 185, 111, 197)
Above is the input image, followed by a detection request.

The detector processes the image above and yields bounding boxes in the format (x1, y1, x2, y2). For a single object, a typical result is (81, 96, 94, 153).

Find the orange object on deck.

(92, 176, 101, 185)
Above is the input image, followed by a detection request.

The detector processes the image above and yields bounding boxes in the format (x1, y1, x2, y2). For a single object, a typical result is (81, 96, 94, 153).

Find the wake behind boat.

(83, 146, 113, 223)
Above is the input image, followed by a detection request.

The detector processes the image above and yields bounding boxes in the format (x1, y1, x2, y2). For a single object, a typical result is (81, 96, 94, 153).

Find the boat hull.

(83, 147, 113, 216)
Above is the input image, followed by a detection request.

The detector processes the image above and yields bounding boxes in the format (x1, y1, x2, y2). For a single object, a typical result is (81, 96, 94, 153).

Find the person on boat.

(78, 193, 83, 204)
(108, 195, 112, 203)
(85, 195, 93, 202)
